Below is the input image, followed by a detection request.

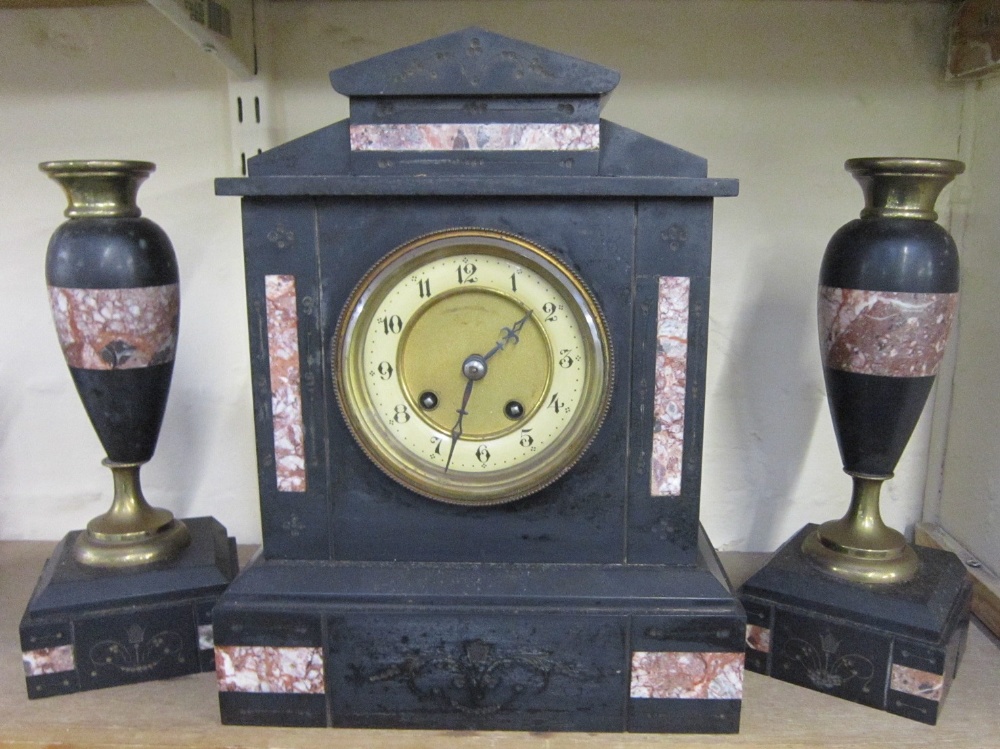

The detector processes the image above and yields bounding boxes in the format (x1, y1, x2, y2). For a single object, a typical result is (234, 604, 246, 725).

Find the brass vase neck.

(846, 157, 964, 221)
(801, 474, 919, 584)
(40, 160, 156, 219)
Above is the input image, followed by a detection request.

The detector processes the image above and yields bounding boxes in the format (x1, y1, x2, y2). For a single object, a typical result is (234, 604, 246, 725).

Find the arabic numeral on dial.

(558, 349, 575, 368)
(391, 404, 411, 424)
(457, 262, 478, 284)
(547, 393, 568, 414)
(430, 435, 443, 457)
(379, 315, 403, 335)
(519, 429, 535, 449)
(376, 361, 394, 380)
(509, 273, 517, 292)
(542, 302, 558, 322)
(416, 277, 432, 298)
(475, 444, 491, 464)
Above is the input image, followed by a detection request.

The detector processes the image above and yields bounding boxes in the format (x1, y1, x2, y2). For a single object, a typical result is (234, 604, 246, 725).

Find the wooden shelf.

(2, 540, 998, 748)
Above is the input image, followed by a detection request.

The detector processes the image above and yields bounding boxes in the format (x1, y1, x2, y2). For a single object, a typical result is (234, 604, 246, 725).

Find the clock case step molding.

(214, 27, 744, 733)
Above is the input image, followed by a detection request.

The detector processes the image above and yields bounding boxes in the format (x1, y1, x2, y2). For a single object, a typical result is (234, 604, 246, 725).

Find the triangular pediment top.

(330, 27, 621, 98)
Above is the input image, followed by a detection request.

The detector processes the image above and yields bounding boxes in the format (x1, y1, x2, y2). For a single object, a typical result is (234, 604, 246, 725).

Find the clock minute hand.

(444, 376, 475, 473)
(482, 310, 533, 362)
(444, 353, 488, 473)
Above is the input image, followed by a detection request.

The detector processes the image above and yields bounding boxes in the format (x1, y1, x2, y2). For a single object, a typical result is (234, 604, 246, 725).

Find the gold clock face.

(333, 229, 613, 506)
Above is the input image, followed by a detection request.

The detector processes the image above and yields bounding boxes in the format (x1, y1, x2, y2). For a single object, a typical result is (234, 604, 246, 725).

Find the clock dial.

(334, 229, 612, 505)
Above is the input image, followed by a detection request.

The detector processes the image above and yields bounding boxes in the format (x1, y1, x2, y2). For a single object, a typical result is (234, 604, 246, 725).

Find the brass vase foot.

(801, 474, 919, 585)
(73, 459, 191, 568)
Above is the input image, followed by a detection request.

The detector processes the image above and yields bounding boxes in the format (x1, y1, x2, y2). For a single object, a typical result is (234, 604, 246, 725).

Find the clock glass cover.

(334, 228, 613, 505)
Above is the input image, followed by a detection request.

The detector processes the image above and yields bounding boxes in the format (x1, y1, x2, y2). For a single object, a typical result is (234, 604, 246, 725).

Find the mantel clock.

(214, 28, 744, 733)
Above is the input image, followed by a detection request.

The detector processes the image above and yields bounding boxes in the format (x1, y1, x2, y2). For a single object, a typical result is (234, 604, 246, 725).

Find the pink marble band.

(198, 625, 214, 651)
(890, 664, 944, 701)
(48, 284, 179, 369)
(630, 651, 744, 699)
(265, 275, 307, 493)
(818, 286, 958, 377)
(745, 624, 771, 654)
(349, 123, 600, 152)
(215, 645, 325, 694)
(650, 276, 690, 497)
(23, 645, 75, 677)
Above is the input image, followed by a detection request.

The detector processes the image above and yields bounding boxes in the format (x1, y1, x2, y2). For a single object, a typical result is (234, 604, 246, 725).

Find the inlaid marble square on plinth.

(739, 524, 971, 725)
(19, 516, 238, 699)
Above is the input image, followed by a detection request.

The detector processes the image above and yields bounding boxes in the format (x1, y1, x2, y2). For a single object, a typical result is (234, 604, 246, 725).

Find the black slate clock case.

(214, 28, 744, 733)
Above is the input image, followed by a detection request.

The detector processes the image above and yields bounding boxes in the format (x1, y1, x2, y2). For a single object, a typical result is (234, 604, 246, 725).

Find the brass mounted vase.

(803, 157, 964, 584)
(42, 160, 190, 568)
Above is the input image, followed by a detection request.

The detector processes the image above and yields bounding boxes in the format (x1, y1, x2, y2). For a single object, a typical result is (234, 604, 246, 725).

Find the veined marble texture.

(890, 664, 944, 702)
(48, 284, 179, 369)
(650, 276, 690, 497)
(818, 286, 958, 377)
(630, 651, 744, 699)
(349, 123, 600, 152)
(198, 624, 214, 651)
(22, 645, 75, 676)
(215, 645, 325, 694)
(745, 624, 772, 654)
(265, 275, 307, 493)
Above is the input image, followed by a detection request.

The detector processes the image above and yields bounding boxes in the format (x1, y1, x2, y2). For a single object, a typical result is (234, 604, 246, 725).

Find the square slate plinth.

(19, 516, 238, 699)
(739, 524, 972, 725)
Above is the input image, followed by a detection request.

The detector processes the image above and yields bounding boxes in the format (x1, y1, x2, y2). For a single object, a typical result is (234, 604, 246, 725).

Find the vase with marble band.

(803, 157, 964, 585)
(42, 160, 190, 568)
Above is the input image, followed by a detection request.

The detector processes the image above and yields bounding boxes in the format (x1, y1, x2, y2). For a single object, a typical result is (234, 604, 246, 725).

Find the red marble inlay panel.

(745, 624, 771, 653)
(48, 284, 179, 370)
(22, 645, 75, 676)
(630, 651, 744, 699)
(349, 123, 600, 152)
(265, 275, 306, 493)
(890, 664, 944, 702)
(818, 286, 958, 377)
(650, 276, 690, 497)
(215, 645, 325, 694)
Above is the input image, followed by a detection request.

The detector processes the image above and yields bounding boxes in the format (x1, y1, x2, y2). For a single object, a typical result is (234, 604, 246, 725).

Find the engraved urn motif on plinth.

(42, 160, 190, 567)
(803, 157, 964, 584)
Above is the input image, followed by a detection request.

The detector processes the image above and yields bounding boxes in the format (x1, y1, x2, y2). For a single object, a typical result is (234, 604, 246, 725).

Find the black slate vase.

(42, 160, 190, 567)
(802, 157, 964, 584)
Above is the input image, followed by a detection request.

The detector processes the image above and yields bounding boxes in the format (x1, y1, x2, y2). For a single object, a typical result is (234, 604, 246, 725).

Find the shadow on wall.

(717, 246, 824, 550)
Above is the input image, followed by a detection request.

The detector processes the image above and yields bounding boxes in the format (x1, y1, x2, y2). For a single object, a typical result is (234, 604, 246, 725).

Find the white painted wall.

(934, 75, 1000, 574)
(0, 0, 971, 552)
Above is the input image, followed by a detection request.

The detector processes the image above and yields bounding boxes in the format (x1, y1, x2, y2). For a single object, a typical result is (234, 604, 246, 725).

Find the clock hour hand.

(482, 310, 533, 361)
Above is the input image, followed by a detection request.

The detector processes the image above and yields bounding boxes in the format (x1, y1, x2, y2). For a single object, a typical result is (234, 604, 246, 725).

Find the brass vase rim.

(845, 157, 966, 178)
(39, 159, 157, 176)
(40, 159, 157, 218)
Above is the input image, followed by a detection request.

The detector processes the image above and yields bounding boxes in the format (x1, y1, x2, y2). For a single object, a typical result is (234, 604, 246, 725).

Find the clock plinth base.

(19, 517, 239, 699)
(739, 524, 971, 725)
(213, 528, 745, 733)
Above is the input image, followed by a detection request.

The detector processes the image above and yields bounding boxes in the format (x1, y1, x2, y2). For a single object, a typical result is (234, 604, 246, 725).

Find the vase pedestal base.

(19, 516, 238, 699)
(739, 524, 971, 725)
